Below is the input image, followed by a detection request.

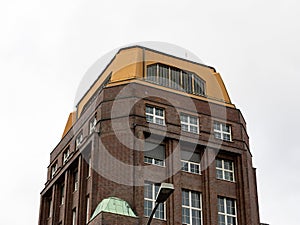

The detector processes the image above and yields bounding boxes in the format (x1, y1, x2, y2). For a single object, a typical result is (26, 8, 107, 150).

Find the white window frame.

(216, 158, 235, 182)
(144, 156, 165, 167)
(182, 190, 202, 225)
(214, 121, 232, 141)
(180, 113, 199, 134)
(89, 116, 97, 134)
(181, 160, 201, 175)
(76, 132, 83, 149)
(218, 197, 237, 225)
(63, 147, 70, 164)
(144, 182, 166, 220)
(51, 163, 58, 178)
(145, 105, 165, 125)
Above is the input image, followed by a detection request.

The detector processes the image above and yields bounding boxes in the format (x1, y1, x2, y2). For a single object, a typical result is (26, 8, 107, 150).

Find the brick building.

(38, 43, 261, 225)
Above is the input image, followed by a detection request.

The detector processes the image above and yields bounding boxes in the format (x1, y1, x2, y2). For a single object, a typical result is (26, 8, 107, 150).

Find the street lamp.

(147, 183, 174, 225)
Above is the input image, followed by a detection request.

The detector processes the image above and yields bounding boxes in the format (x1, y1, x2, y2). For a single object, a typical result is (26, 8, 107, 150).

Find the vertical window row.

(146, 63, 206, 96)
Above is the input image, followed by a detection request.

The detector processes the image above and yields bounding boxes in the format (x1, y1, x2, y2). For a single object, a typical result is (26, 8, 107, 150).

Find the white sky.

(0, 1, 299, 224)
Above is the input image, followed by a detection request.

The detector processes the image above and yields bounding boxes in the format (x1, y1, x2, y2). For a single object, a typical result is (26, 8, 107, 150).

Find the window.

(60, 183, 65, 205)
(86, 196, 90, 223)
(48, 198, 52, 218)
(146, 63, 205, 96)
(87, 156, 92, 177)
(181, 113, 199, 134)
(76, 132, 83, 148)
(218, 197, 237, 225)
(144, 141, 165, 166)
(63, 147, 70, 164)
(182, 190, 202, 225)
(89, 115, 97, 134)
(74, 170, 79, 191)
(51, 162, 58, 178)
(144, 181, 165, 220)
(216, 159, 235, 182)
(146, 105, 165, 125)
(181, 150, 201, 174)
(72, 209, 76, 225)
(214, 122, 232, 141)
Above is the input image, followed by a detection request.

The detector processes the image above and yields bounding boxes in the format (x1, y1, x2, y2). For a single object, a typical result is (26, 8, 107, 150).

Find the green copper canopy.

(90, 197, 137, 221)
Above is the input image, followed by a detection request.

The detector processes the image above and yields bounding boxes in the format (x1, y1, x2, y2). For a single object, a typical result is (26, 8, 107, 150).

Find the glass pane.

(155, 118, 164, 125)
(190, 125, 198, 133)
(170, 68, 180, 89)
(216, 169, 223, 179)
(224, 171, 234, 181)
(222, 124, 230, 132)
(214, 122, 220, 131)
(144, 183, 153, 199)
(155, 108, 163, 117)
(223, 134, 231, 141)
(190, 163, 200, 174)
(146, 65, 157, 82)
(182, 190, 190, 206)
(216, 159, 223, 168)
(182, 207, 190, 224)
(146, 106, 153, 114)
(192, 209, 201, 225)
(144, 200, 152, 216)
(227, 216, 236, 225)
(146, 115, 153, 123)
(181, 161, 189, 172)
(226, 199, 236, 215)
(224, 160, 233, 170)
(191, 192, 200, 208)
(155, 203, 164, 219)
(215, 132, 221, 139)
(189, 116, 198, 125)
(181, 114, 188, 123)
(182, 124, 189, 132)
(218, 197, 225, 213)
(218, 214, 226, 225)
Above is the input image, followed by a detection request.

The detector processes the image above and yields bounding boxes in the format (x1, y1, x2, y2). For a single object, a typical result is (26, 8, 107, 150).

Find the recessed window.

(89, 115, 97, 134)
(51, 162, 58, 178)
(60, 183, 65, 205)
(218, 197, 237, 225)
(146, 105, 165, 125)
(181, 150, 201, 174)
(182, 190, 202, 225)
(216, 159, 235, 182)
(76, 132, 83, 148)
(144, 181, 165, 220)
(48, 198, 52, 218)
(74, 170, 79, 191)
(146, 63, 205, 96)
(144, 141, 165, 166)
(63, 147, 70, 164)
(181, 113, 199, 134)
(214, 122, 232, 141)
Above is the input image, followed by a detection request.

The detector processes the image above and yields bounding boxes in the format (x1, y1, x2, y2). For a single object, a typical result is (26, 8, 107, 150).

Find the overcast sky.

(0, 1, 299, 225)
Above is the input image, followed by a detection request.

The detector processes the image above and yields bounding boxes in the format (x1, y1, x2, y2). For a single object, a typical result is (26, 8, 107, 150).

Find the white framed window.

(76, 132, 83, 148)
(216, 159, 235, 182)
(214, 122, 232, 141)
(146, 105, 165, 125)
(63, 147, 70, 164)
(181, 150, 201, 174)
(182, 190, 202, 225)
(144, 181, 165, 220)
(218, 197, 237, 225)
(89, 116, 97, 134)
(51, 162, 58, 178)
(180, 113, 199, 134)
(144, 142, 165, 167)
(74, 170, 79, 191)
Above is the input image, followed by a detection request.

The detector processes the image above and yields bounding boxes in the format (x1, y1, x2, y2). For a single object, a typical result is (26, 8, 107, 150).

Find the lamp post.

(146, 183, 174, 225)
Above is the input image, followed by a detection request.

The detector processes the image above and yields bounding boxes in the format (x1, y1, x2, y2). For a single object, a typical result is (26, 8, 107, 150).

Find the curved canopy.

(90, 197, 137, 221)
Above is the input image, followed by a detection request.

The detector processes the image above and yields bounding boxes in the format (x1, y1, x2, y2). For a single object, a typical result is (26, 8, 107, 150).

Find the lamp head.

(155, 183, 174, 204)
